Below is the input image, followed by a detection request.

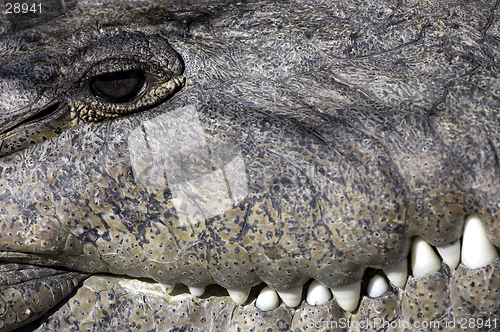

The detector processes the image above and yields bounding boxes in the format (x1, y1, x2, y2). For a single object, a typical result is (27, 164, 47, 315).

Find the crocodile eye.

(90, 70, 146, 103)
(68, 59, 185, 124)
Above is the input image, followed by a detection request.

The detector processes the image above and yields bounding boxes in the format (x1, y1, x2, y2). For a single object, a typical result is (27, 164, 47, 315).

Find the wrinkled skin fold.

(1, 0, 500, 331)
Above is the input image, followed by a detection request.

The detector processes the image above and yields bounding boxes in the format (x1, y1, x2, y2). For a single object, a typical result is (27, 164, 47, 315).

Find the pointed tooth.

(411, 237, 441, 278)
(188, 286, 205, 297)
(436, 241, 461, 269)
(383, 258, 408, 288)
(158, 283, 174, 294)
(306, 280, 332, 306)
(330, 281, 360, 312)
(367, 275, 389, 298)
(277, 286, 303, 307)
(255, 286, 279, 311)
(461, 215, 499, 269)
(227, 287, 251, 305)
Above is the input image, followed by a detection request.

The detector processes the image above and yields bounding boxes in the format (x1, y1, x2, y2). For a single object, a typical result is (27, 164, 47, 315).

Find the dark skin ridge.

(1, 0, 500, 331)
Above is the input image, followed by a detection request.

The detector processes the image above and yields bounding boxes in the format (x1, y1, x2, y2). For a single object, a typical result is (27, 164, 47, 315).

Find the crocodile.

(1, 0, 500, 331)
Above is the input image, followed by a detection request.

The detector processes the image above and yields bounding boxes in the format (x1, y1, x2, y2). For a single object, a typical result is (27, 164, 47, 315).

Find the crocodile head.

(1, 0, 500, 331)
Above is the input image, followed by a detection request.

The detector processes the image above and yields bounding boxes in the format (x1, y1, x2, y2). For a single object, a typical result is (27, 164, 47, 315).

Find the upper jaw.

(1, 94, 498, 279)
(1, 95, 499, 330)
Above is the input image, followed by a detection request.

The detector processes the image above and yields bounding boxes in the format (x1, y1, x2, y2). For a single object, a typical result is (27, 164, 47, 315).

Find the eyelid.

(66, 57, 186, 124)
(85, 58, 144, 78)
(53, 31, 186, 125)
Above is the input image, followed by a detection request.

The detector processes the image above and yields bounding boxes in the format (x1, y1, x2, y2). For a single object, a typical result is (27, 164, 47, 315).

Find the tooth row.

(180, 215, 499, 313)
(409, 215, 498, 274)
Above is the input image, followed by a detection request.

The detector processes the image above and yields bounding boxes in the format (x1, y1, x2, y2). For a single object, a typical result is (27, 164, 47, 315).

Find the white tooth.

(255, 286, 279, 311)
(158, 283, 174, 294)
(411, 237, 441, 278)
(461, 215, 499, 269)
(227, 287, 251, 305)
(330, 281, 361, 312)
(383, 258, 408, 288)
(188, 286, 205, 297)
(306, 280, 332, 306)
(367, 275, 389, 298)
(277, 286, 303, 307)
(436, 240, 461, 269)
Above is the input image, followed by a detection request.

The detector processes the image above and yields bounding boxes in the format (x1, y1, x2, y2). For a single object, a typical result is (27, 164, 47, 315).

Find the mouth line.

(5, 214, 499, 331)
(95, 214, 499, 314)
(0, 102, 63, 137)
(28, 212, 496, 332)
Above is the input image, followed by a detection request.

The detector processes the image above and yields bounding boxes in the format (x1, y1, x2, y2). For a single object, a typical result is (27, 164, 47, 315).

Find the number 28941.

(5, 3, 42, 14)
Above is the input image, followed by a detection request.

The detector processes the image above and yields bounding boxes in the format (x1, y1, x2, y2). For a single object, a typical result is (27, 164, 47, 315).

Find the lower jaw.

(27, 215, 500, 331)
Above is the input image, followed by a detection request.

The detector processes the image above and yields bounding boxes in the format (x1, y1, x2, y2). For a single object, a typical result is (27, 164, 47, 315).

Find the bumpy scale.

(1, 0, 500, 331)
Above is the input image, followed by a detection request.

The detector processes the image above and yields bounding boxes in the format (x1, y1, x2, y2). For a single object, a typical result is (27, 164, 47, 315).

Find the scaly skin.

(1, 0, 500, 331)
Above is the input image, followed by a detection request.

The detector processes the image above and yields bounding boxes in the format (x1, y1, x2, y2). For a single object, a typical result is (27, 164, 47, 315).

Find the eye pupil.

(90, 70, 145, 102)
